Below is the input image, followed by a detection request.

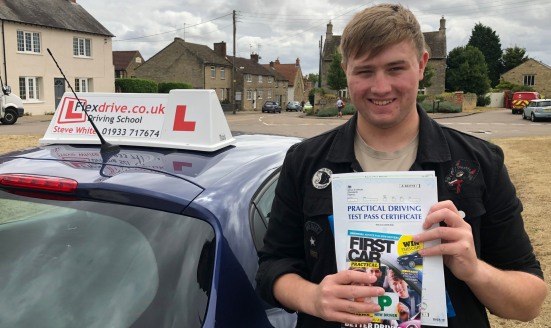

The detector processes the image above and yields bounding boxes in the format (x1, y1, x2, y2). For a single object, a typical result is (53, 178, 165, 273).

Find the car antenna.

(47, 48, 120, 157)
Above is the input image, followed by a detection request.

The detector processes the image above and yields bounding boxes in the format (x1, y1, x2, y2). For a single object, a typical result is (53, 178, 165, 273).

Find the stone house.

(0, 0, 115, 115)
(501, 59, 551, 98)
(134, 38, 232, 102)
(113, 51, 144, 78)
(229, 54, 288, 111)
(263, 58, 306, 104)
(320, 17, 447, 96)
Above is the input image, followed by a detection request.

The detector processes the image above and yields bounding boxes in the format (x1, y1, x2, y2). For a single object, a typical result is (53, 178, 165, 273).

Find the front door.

(54, 78, 65, 110)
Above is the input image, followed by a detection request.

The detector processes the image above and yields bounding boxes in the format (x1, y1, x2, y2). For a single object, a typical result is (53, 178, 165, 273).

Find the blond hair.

(340, 3, 426, 65)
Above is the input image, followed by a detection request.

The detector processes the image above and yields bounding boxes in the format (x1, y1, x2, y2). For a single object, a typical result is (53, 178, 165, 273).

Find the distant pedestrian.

(336, 97, 344, 118)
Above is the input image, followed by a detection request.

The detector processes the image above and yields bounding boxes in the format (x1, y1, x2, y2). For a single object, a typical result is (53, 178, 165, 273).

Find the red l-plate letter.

(173, 105, 196, 131)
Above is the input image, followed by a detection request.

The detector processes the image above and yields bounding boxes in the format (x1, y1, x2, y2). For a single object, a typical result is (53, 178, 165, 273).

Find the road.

(2, 108, 549, 140)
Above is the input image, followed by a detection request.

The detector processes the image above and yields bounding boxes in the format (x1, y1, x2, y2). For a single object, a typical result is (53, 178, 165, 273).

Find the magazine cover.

(331, 171, 447, 327)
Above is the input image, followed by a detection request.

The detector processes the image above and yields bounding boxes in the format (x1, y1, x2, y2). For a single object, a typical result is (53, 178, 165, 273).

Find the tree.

(419, 64, 434, 91)
(305, 73, 319, 84)
(446, 46, 491, 96)
(467, 23, 503, 87)
(327, 51, 347, 92)
(502, 46, 529, 72)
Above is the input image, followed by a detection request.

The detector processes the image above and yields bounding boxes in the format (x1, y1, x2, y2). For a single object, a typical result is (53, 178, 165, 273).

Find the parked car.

(261, 101, 281, 113)
(0, 90, 299, 328)
(397, 251, 423, 268)
(303, 102, 313, 111)
(522, 99, 551, 122)
(286, 101, 302, 112)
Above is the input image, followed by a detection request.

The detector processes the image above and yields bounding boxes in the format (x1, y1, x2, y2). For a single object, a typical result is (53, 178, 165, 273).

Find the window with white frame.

(19, 77, 41, 100)
(220, 68, 225, 80)
(267, 90, 272, 98)
(523, 75, 535, 86)
(220, 88, 226, 100)
(258, 90, 263, 99)
(75, 78, 91, 92)
(246, 90, 253, 100)
(268, 76, 273, 84)
(17, 30, 41, 53)
(211, 66, 216, 79)
(245, 74, 252, 82)
(73, 37, 92, 57)
(258, 75, 263, 83)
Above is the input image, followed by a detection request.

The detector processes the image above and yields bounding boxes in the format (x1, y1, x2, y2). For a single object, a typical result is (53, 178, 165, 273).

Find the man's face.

(387, 270, 409, 298)
(367, 267, 382, 279)
(342, 41, 428, 131)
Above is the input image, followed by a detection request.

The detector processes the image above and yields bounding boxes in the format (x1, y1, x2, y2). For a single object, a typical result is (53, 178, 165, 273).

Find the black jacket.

(256, 107, 543, 328)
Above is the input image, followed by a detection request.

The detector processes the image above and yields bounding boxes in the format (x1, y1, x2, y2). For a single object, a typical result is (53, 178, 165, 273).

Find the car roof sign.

(40, 89, 236, 152)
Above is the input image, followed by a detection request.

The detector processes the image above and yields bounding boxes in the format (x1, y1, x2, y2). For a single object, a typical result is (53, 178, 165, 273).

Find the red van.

(511, 91, 540, 114)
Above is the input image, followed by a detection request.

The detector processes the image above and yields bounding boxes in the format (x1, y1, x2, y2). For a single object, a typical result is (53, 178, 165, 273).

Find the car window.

(0, 192, 215, 328)
(542, 101, 551, 106)
(250, 171, 280, 250)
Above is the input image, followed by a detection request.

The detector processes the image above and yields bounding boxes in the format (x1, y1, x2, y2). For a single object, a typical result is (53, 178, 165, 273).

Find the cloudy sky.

(78, 0, 551, 75)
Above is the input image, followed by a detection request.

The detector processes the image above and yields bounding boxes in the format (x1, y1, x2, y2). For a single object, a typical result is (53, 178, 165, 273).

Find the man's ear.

(418, 51, 429, 80)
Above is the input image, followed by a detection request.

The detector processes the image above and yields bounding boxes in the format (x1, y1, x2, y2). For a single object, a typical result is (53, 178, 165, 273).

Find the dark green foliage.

(157, 82, 193, 93)
(476, 95, 491, 107)
(446, 46, 491, 96)
(416, 94, 427, 103)
(115, 78, 157, 93)
(419, 65, 434, 90)
(467, 23, 503, 87)
(308, 89, 315, 106)
(327, 51, 347, 91)
(502, 46, 529, 72)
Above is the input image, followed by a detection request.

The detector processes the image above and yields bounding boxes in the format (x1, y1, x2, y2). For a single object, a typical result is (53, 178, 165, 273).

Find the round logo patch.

(312, 168, 332, 189)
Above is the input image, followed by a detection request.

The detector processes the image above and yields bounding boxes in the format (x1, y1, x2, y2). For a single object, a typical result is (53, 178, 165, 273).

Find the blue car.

(0, 90, 299, 328)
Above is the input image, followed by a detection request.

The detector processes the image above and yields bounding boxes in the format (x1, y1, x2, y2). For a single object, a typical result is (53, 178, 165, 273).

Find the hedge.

(115, 78, 157, 93)
(158, 82, 193, 93)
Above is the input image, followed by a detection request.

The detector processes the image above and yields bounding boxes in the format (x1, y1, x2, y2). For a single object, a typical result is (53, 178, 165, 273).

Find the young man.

(256, 3, 546, 327)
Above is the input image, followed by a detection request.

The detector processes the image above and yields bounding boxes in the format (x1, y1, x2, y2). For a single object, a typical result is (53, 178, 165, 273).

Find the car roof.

(0, 134, 298, 194)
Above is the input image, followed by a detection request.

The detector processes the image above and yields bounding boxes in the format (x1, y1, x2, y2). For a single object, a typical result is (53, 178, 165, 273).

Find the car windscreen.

(0, 191, 215, 328)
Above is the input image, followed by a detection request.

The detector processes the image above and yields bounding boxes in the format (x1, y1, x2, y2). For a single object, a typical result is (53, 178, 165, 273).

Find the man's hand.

(274, 270, 385, 324)
(413, 200, 479, 282)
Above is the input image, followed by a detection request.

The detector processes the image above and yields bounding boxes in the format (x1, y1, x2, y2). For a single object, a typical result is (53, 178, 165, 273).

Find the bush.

(476, 95, 491, 107)
(158, 81, 193, 93)
(316, 105, 356, 117)
(420, 100, 461, 113)
(115, 78, 157, 93)
(416, 94, 427, 103)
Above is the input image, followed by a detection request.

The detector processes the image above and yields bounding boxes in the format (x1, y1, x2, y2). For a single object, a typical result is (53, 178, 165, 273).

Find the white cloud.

(79, 0, 551, 75)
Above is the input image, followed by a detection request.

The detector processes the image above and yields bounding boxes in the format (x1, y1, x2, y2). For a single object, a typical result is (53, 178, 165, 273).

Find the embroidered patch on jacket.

(312, 168, 332, 189)
(444, 159, 480, 194)
(305, 220, 322, 259)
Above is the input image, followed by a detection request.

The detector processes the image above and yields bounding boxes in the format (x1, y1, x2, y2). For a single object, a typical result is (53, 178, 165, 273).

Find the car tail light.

(0, 174, 78, 193)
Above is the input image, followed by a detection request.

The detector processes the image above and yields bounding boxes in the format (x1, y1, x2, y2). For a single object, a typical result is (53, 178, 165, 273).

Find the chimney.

(269, 61, 274, 68)
(440, 16, 446, 31)
(275, 58, 280, 65)
(250, 53, 259, 63)
(214, 42, 226, 57)
(326, 21, 333, 40)
(296, 58, 300, 67)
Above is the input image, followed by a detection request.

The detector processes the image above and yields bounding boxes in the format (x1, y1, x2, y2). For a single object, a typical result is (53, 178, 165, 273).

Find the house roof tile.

(0, 0, 113, 37)
(113, 51, 142, 70)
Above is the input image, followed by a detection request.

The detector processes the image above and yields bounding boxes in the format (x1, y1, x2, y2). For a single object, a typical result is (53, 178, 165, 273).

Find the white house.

(0, 0, 114, 115)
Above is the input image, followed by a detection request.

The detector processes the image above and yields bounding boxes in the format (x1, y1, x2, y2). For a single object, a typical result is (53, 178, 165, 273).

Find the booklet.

(331, 171, 447, 327)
